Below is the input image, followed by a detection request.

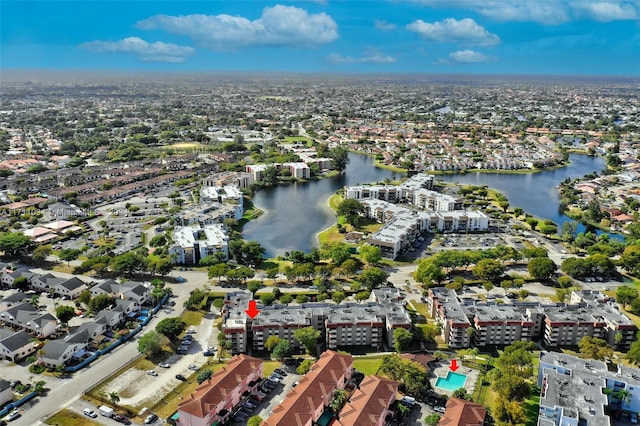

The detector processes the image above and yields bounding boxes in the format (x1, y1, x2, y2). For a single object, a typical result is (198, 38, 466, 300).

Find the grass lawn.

(353, 356, 385, 375)
(328, 193, 343, 211)
(262, 360, 283, 377)
(318, 225, 344, 244)
(524, 394, 540, 426)
(46, 409, 103, 426)
(180, 311, 204, 327)
(282, 136, 313, 144)
(407, 301, 431, 319)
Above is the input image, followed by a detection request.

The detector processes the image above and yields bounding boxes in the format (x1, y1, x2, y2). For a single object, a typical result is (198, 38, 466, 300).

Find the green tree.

(137, 331, 166, 356)
(0, 231, 31, 256)
(197, 369, 214, 384)
(272, 340, 292, 361)
(424, 414, 441, 426)
(247, 416, 263, 426)
(260, 293, 276, 306)
(293, 326, 321, 355)
(336, 198, 365, 227)
(557, 275, 574, 288)
(616, 286, 638, 309)
(265, 336, 282, 352)
(414, 258, 446, 285)
(55, 305, 76, 324)
(297, 359, 314, 375)
(329, 389, 349, 414)
(88, 294, 114, 313)
(321, 242, 352, 265)
(473, 259, 504, 282)
(452, 388, 471, 400)
(360, 245, 382, 266)
(620, 246, 640, 276)
(12, 276, 29, 290)
(332, 291, 346, 304)
(627, 333, 640, 365)
(329, 146, 350, 172)
(111, 252, 146, 275)
(32, 244, 52, 264)
(394, 328, 413, 352)
(358, 267, 389, 290)
(208, 263, 229, 283)
(156, 317, 187, 340)
(58, 248, 82, 266)
(579, 336, 613, 360)
(527, 257, 557, 281)
(78, 289, 92, 306)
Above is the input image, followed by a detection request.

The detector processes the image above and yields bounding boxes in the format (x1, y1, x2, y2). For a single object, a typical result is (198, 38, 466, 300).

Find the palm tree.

(109, 391, 120, 406)
(615, 389, 632, 408)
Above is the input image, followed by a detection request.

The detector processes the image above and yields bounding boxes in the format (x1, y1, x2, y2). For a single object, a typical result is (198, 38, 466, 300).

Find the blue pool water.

(435, 372, 468, 392)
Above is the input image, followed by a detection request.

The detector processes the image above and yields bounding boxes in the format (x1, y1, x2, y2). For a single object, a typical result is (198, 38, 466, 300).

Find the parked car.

(186, 327, 196, 334)
(9, 380, 21, 389)
(176, 374, 187, 381)
(158, 362, 170, 368)
(434, 406, 446, 414)
(83, 408, 98, 418)
(203, 350, 215, 356)
(144, 413, 158, 424)
(5, 410, 20, 422)
(270, 373, 284, 380)
(188, 364, 198, 370)
(113, 414, 132, 425)
(147, 370, 158, 376)
(274, 368, 287, 376)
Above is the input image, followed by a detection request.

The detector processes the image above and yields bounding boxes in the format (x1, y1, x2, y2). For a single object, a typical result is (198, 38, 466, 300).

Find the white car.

(188, 364, 198, 370)
(83, 408, 98, 418)
(434, 406, 446, 414)
(6, 409, 20, 421)
(147, 370, 158, 376)
(158, 362, 170, 368)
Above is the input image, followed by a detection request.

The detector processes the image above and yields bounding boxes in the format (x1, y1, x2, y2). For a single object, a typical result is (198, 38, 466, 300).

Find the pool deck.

(430, 361, 480, 396)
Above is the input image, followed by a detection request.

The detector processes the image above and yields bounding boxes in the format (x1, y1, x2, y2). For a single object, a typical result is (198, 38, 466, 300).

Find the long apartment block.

(427, 288, 636, 350)
(222, 288, 411, 354)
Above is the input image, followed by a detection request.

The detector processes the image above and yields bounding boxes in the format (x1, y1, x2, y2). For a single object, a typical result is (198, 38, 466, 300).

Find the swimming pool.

(435, 371, 468, 392)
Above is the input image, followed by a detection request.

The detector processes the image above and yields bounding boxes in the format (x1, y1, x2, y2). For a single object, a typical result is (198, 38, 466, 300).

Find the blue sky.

(1, 0, 639, 75)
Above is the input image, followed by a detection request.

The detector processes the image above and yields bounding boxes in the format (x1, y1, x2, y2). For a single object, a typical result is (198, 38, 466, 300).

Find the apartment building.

(222, 289, 410, 354)
(537, 352, 612, 426)
(263, 350, 354, 426)
(426, 288, 472, 348)
(427, 289, 637, 350)
(335, 375, 399, 426)
(169, 224, 229, 265)
(360, 200, 488, 259)
(178, 354, 263, 426)
(344, 173, 435, 202)
(282, 162, 311, 179)
(245, 164, 269, 183)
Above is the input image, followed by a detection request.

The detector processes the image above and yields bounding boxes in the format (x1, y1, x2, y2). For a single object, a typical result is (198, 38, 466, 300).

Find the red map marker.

(245, 300, 260, 319)
(449, 359, 459, 372)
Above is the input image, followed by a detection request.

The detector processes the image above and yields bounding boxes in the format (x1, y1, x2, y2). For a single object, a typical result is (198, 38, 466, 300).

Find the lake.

(242, 153, 402, 257)
(243, 153, 613, 257)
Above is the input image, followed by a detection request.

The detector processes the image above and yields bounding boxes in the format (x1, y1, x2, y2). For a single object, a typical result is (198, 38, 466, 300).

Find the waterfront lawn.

(47, 409, 103, 426)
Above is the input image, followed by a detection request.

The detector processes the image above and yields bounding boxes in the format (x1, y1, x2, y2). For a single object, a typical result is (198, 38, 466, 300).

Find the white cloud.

(328, 50, 397, 64)
(79, 37, 194, 63)
(447, 49, 496, 63)
(570, 1, 637, 21)
(136, 5, 338, 50)
(407, 18, 500, 46)
(374, 19, 397, 31)
(408, 0, 637, 24)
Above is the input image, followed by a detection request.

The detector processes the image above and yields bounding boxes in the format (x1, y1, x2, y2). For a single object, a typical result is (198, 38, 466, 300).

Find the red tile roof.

(336, 375, 399, 426)
(178, 354, 262, 419)
(262, 350, 353, 426)
(438, 397, 487, 426)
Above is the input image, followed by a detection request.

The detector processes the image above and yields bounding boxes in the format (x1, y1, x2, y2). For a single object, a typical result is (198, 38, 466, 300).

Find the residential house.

(38, 337, 86, 368)
(0, 303, 57, 338)
(0, 379, 12, 407)
(438, 397, 487, 426)
(335, 375, 399, 426)
(95, 310, 124, 329)
(0, 329, 37, 362)
(177, 354, 263, 426)
(263, 350, 354, 426)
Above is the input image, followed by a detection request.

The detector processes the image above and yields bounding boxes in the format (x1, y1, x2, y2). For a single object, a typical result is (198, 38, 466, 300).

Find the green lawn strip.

(352, 356, 386, 375)
(180, 310, 204, 327)
(46, 409, 103, 426)
(524, 394, 541, 426)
